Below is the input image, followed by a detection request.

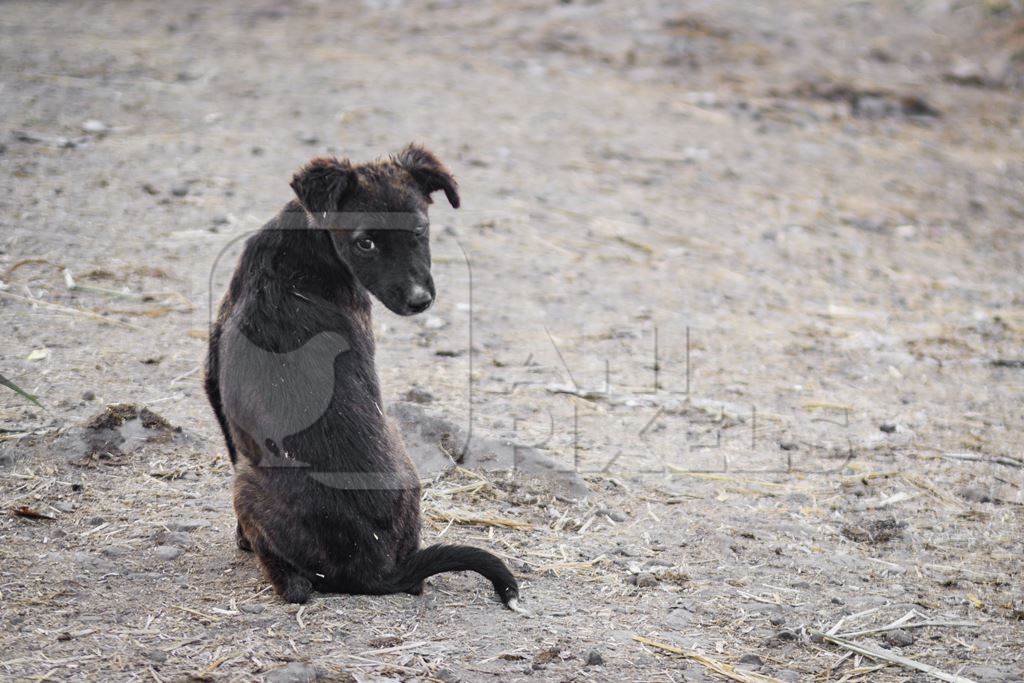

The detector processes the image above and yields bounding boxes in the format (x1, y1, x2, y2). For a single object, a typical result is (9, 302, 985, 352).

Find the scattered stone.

(52, 501, 75, 513)
(775, 670, 801, 682)
(74, 551, 116, 573)
(959, 486, 992, 503)
(152, 530, 191, 547)
(266, 662, 318, 683)
(82, 390, 96, 401)
(239, 603, 265, 614)
(153, 545, 183, 561)
(944, 57, 1009, 89)
(841, 517, 906, 544)
(738, 654, 763, 669)
(170, 184, 189, 197)
(402, 387, 434, 404)
(12, 130, 44, 143)
(167, 518, 211, 532)
(86, 516, 106, 526)
(423, 315, 447, 330)
(603, 507, 628, 522)
(884, 629, 915, 647)
(783, 81, 939, 119)
(879, 422, 897, 433)
(666, 605, 695, 628)
(145, 649, 168, 664)
(585, 650, 604, 666)
(101, 546, 129, 559)
(775, 630, 798, 641)
(141, 183, 160, 195)
(964, 665, 1021, 683)
(298, 133, 320, 146)
(81, 119, 109, 134)
(779, 441, 798, 451)
(635, 572, 659, 588)
(532, 647, 561, 669)
(435, 668, 459, 683)
(769, 613, 786, 626)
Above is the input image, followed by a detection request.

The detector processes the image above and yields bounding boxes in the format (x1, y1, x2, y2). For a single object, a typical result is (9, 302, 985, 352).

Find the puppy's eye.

(413, 224, 428, 236)
(354, 238, 376, 252)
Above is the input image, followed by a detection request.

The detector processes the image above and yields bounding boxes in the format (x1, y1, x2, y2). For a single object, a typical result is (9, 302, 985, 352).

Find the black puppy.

(204, 144, 520, 608)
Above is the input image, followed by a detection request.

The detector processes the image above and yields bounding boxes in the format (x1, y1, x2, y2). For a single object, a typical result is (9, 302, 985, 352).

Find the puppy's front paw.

(235, 523, 253, 552)
(282, 575, 313, 604)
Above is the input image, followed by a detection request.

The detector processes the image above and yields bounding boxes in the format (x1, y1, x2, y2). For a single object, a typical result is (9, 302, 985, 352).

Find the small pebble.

(168, 518, 211, 532)
(884, 629, 915, 647)
(959, 486, 992, 503)
(403, 387, 434, 404)
(879, 423, 897, 433)
(152, 530, 191, 547)
(82, 390, 96, 401)
(266, 662, 317, 683)
(240, 603, 265, 614)
(435, 668, 459, 683)
(738, 654, 763, 668)
(606, 509, 628, 522)
(635, 572, 658, 588)
(170, 184, 189, 197)
(585, 650, 604, 666)
(81, 119, 109, 134)
(769, 613, 786, 626)
(154, 545, 183, 561)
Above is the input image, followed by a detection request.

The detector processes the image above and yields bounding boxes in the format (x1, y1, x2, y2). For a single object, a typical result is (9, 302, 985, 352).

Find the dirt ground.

(1, 1, 1023, 681)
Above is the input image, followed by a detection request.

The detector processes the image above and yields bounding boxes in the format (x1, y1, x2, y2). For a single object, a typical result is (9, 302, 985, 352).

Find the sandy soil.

(1, 1, 1022, 681)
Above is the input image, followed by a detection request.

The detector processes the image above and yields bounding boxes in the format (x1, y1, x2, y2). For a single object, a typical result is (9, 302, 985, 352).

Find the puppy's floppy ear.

(396, 143, 460, 209)
(290, 157, 357, 215)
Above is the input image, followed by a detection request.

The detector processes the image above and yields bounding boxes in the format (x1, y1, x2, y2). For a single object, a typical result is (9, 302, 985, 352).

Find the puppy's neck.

(273, 201, 371, 313)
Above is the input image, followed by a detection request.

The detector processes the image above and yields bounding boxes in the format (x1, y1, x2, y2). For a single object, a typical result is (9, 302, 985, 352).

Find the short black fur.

(204, 145, 519, 608)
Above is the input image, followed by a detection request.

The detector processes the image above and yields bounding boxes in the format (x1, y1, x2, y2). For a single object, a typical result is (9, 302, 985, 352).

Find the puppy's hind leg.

(250, 534, 312, 603)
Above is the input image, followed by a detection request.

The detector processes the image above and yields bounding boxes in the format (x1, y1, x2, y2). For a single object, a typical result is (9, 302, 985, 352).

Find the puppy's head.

(290, 144, 460, 316)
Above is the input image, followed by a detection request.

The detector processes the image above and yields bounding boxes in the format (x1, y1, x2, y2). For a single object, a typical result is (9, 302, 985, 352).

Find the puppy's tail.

(384, 544, 520, 609)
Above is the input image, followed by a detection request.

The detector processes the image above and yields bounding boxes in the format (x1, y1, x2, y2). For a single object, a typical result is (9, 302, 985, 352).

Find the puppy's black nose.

(407, 286, 433, 313)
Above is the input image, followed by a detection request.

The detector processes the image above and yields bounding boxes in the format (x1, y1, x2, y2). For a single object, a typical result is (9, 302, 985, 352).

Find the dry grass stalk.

(665, 468, 789, 490)
(424, 509, 532, 530)
(811, 630, 976, 683)
(633, 635, 786, 683)
(0, 289, 143, 330)
(838, 619, 977, 638)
